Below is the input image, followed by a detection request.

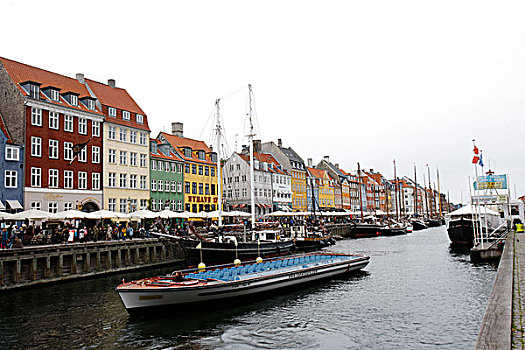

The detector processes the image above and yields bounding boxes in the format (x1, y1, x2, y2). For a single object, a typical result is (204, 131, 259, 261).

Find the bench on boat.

(185, 254, 348, 282)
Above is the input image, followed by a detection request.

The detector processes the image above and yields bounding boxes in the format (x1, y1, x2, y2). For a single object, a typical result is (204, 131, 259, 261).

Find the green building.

(149, 139, 184, 211)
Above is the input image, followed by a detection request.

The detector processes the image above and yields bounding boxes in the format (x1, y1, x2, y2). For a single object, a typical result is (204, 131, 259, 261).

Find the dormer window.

(198, 151, 205, 160)
(151, 142, 157, 154)
(136, 114, 143, 123)
(122, 111, 130, 120)
(50, 89, 60, 101)
(183, 148, 192, 158)
(108, 107, 116, 117)
(86, 100, 95, 110)
(30, 85, 40, 99)
(71, 95, 78, 106)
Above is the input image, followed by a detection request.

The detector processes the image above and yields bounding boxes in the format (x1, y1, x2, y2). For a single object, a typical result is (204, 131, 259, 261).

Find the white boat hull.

(117, 255, 369, 311)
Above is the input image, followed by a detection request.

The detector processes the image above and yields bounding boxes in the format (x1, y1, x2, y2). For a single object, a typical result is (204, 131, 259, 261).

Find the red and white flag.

(472, 146, 479, 164)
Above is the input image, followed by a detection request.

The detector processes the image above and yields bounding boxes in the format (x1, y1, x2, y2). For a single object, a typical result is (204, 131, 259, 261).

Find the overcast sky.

(1, 0, 523, 203)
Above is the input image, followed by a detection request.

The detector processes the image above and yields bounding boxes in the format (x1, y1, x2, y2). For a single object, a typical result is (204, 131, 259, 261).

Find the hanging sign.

(472, 194, 508, 204)
(474, 174, 508, 190)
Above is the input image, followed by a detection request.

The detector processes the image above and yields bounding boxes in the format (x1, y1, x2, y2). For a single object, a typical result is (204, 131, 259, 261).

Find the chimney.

(108, 79, 116, 88)
(172, 122, 183, 137)
(335, 163, 339, 169)
(76, 73, 85, 84)
(253, 139, 262, 153)
(278, 138, 282, 147)
(323, 155, 329, 162)
(307, 158, 313, 167)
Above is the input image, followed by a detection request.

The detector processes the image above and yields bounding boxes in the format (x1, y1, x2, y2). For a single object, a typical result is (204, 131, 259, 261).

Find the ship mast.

(357, 162, 364, 220)
(394, 160, 399, 221)
(215, 99, 223, 227)
(414, 164, 418, 217)
(247, 84, 256, 226)
(437, 166, 442, 217)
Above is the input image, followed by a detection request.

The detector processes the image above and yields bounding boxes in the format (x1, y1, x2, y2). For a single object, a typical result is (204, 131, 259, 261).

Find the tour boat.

(290, 224, 336, 251)
(116, 252, 370, 313)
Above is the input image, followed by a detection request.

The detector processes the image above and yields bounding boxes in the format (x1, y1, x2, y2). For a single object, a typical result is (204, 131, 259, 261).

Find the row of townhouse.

(0, 56, 446, 216)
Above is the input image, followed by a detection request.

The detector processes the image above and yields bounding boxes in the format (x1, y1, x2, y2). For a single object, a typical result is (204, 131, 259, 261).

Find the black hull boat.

(349, 223, 384, 239)
(178, 238, 294, 266)
(411, 220, 427, 231)
(447, 218, 474, 246)
(294, 236, 335, 251)
(381, 226, 407, 236)
(426, 219, 443, 227)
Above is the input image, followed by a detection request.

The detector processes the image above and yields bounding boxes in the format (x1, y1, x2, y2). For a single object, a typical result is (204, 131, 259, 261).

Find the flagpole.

(472, 140, 483, 249)
(468, 176, 479, 246)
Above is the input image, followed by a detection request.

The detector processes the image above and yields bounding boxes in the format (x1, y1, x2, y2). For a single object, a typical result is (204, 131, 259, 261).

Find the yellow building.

(85, 78, 150, 212)
(308, 167, 335, 209)
(158, 125, 218, 212)
(291, 169, 308, 211)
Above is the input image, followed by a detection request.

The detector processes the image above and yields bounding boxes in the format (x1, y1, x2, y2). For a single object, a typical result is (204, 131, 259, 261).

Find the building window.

(48, 202, 58, 214)
(130, 152, 137, 166)
(31, 167, 41, 187)
(211, 167, 215, 177)
(70, 95, 78, 106)
(192, 164, 196, 174)
(31, 137, 42, 157)
(129, 199, 137, 212)
(92, 121, 100, 137)
(136, 114, 143, 123)
(177, 182, 182, 193)
(31, 108, 42, 126)
(119, 174, 127, 188)
(199, 183, 203, 195)
(5, 146, 19, 161)
(64, 170, 73, 189)
(64, 202, 73, 211)
(140, 199, 147, 210)
(108, 126, 116, 140)
(29, 84, 40, 99)
(151, 179, 157, 191)
(130, 174, 137, 189)
(158, 180, 164, 192)
(130, 131, 137, 144)
(92, 146, 100, 164)
(48, 169, 59, 188)
(177, 200, 182, 211)
(177, 164, 182, 173)
(185, 182, 190, 194)
(151, 160, 156, 170)
(108, 107, 117, 117)
(205, 166, 209, 176)
(158, 161, 164, 171)
(140, 154, 147, 167)
(49, 111, 59, 129)
(78, 172, 87, 189)
(198, 165, 203, 175)
(49, 139, 59, 159)
(192, 182, 197, 194)
(64, 115, 73, 132)
(108, 172, 116, 187)
(79, 147, 87, 162)
(92, 172, 100, 190)
(171, 163, 177, 172)
(140, 175, 146, 189)
(165, 162, 170, 172)
(119, 199, 127, 213)
(139, 133, 147, 145)
(205, 184, 210, 195)
(4, 170, 17, 188)
(78, 118, 87, 135)
(108, 198, 116, 212)
(119, 151, 127, 165)
(119, 128, 126, 141)
(151, 199, 157, 211)
(85, 99, 95, 110)
(122, 111, 130, 120)
(185, 164, 190, 173)
(211, 184, 216, 195)
(108, 149, 116, 164)
(31, 201, 41, 210)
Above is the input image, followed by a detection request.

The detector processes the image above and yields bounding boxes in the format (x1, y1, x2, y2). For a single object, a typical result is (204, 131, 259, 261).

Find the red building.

(0, 57, 104, 212)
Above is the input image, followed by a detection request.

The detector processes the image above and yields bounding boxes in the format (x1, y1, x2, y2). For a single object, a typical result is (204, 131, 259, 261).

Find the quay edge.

(0, 238, 185, 291)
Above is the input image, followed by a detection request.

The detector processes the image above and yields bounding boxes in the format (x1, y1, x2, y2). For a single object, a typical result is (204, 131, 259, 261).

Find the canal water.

(0, 227, 497, 349)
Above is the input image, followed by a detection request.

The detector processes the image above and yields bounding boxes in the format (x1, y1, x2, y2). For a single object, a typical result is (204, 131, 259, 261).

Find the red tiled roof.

(307, 167, 327, 180)
(237, 152, 289, 175)
(0, 56, 103, 116)
(159, 132, 214, 165)
(150, 139, 182, 161)
(85, 78, 150, 132)
(0, 112, 12, 144)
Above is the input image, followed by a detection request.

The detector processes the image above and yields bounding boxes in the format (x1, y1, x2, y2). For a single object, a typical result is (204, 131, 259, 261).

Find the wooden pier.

(0, 238, 185, 290)
(475, 230, 525, 349)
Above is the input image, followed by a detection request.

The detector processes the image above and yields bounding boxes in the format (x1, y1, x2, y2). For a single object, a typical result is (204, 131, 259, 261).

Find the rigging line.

(217, 85, 248, 100)
(198, 103, 217, 140)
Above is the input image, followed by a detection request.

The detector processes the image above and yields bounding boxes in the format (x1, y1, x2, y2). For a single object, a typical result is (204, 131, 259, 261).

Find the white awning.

(6, 200, 22, 210)
(0, 201, 5, 210)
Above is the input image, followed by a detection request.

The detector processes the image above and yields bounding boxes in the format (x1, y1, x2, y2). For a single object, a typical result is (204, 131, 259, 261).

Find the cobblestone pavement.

(513, 231, 525, 349)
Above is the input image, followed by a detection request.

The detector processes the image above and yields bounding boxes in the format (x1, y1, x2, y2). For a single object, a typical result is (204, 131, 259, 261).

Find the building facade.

(0, 57, 104, 212)
(149, 139, 184, 211)
(84, 78, 150, 213)
(0, 112, 23, 212)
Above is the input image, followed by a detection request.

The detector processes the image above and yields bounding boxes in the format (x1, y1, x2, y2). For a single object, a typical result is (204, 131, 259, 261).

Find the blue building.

(0, 112, 23, 212)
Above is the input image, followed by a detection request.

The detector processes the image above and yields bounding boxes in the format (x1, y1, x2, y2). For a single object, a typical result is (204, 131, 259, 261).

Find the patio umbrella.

(128, 209, 159, 219)
(0, 212, 15, 220)
(53, 210, 96, 220)
(157, 210, 189, 219)
(88, 210, 129, 219)
(10, 209, 57, 221)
